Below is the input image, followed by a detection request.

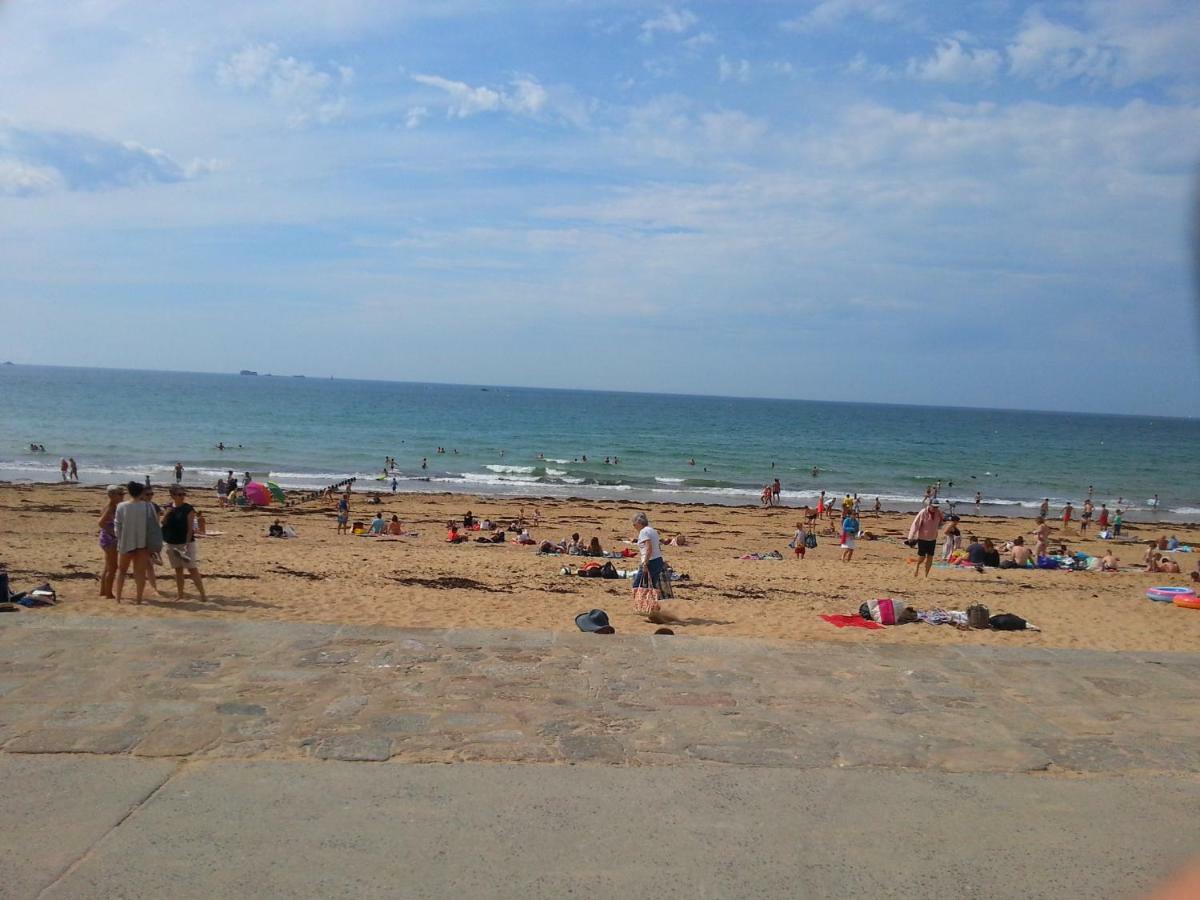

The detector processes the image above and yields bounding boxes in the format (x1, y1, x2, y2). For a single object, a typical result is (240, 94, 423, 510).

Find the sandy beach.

(2, 482, 1199, 652)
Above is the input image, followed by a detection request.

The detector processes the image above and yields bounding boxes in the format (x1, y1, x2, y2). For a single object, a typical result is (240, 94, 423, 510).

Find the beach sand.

(2, 483, 1198, 652)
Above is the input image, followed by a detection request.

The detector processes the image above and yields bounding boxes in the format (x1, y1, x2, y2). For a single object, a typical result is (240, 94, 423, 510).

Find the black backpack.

(600, 562, 619, 579)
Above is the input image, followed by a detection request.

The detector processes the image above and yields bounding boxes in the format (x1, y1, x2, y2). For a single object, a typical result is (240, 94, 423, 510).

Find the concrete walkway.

(2, 615, 1198, 772)
(2, 615, 1199, 898)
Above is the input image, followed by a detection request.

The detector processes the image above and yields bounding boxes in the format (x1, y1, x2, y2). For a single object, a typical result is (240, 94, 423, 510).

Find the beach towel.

(821, 614, 883, 630)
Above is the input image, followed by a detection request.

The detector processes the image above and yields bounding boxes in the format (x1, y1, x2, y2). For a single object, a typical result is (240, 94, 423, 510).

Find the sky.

(2, 0, 1199, 417)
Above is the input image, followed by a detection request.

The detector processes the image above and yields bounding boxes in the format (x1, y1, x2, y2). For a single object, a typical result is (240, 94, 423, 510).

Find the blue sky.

(2, 0, 1199, 416)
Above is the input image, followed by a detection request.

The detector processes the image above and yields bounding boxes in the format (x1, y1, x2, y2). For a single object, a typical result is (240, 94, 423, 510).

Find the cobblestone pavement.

(2, 614, 1197, 774)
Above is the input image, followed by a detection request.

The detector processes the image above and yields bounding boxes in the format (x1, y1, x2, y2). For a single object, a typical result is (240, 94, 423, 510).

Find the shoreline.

(2, 482, 1198, 653)
(2, 478, 1195, 526)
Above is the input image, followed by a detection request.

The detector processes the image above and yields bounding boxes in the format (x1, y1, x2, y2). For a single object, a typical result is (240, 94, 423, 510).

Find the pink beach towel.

(820, 614, 884, 630)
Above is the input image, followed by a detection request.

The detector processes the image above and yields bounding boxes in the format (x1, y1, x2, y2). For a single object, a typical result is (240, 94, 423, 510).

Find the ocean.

(2, 364, 1197, 520)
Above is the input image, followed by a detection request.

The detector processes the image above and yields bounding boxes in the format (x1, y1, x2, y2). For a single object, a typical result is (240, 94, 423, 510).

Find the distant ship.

(239, 369, 258, 376)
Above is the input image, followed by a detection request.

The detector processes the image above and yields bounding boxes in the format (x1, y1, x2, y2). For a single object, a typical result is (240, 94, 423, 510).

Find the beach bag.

(145, 503, 164, 554)
(967, 604, 990, 629)
(989, 613, 1027, 631)
(600, 562, 619, 579)
(632, 584, 661, 615)
(804, 533, 818, 549)
(860, 598, 908, 625)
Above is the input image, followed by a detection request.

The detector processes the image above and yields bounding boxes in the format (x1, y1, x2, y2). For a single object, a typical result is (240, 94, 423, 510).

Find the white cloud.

(682, 31, 716, 52)
(616, 97, 767, 163)
(640, 7, 698, 42)
(718, 55, 750, 84)
(845, 52, 893, 81)
(782, 0, 904, 33)
(0, 158, 63, 196)
(405, 106, 429, 129)
(907, 39, 1001, 83)
(508, 77, 549, 115)
(1006, 3, 1200, 89)
(700, 110, 766, 151)
(411, 73, 560, 121)
(0, 123, 207, 194)
(217, 43, 278, 89)
(217, 43, 349, 126)
(1006, 11, 1119, 86)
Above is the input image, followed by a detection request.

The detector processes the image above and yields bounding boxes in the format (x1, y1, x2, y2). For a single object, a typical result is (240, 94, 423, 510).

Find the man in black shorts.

(907, 500, 944, 578)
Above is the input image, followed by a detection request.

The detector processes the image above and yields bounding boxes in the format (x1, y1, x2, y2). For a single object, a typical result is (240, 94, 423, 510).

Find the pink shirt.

(908, 507, 944, 541)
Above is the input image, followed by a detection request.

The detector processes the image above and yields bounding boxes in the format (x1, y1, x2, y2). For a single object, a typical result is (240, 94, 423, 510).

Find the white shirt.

(638, 526, 662, 561)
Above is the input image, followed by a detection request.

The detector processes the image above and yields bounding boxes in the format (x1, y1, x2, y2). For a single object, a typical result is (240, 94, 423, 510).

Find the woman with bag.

(114, 480, 164, 604)
(631, 511, 672, 619)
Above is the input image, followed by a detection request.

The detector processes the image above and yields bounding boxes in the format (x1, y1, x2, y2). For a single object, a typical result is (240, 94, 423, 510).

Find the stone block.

(311, 735, 393, 761)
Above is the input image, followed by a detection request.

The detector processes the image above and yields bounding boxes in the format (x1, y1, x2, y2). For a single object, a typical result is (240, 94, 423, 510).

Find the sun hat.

(575, 609, 614, 634)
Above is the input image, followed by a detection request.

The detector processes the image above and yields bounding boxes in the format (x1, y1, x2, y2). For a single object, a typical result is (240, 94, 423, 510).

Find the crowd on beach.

(62, 443, 1196, 624)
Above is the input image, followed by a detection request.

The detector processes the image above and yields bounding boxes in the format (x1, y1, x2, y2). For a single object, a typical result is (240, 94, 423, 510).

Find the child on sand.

(789, 523, 809, 559)
(840, 511, 859, 562)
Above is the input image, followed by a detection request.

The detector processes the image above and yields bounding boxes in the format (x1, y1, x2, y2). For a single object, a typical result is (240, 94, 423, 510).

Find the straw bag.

(967, 603, 990, 629)
(632, 576, 661, 615)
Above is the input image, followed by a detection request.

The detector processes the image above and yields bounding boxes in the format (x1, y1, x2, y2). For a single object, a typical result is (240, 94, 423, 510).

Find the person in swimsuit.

(98, 484, 125, 598)
(1033, 517, 1052, 558)
(69, 458, 78, 481)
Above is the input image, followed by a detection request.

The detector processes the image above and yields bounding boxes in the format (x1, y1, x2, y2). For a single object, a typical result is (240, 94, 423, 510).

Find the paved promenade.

(2, 615, 1198, 771)
(2, 615, 1198, 898)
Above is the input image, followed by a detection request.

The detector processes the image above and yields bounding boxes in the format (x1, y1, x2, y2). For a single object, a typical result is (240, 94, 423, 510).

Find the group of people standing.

(98, 482, 206, 604)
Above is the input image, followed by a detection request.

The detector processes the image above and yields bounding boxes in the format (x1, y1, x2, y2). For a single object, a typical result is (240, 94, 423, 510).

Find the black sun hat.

(575, 609, 615, 634)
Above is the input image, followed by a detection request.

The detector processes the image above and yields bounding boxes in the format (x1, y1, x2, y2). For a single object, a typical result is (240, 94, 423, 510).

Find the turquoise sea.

(2, 365, 1198, 520)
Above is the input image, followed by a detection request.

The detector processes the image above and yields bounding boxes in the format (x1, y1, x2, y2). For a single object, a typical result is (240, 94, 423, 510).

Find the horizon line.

(3, 360, 1196, 423)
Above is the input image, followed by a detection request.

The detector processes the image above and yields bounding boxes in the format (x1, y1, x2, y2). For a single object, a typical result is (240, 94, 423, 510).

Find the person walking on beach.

(68, 458, 78, 481)
(1062, 502, 1074, 532)
(1039, 498, 1050, 518)
(1097, 504, 1110, 532)
(772, 479, 781, 505)
(907, 501, 944, 577)
(114, 480, 163, 604)
(840, 509, 859, 562)
(98, 484, 124, 599)
(174, 462, 183, 484)
(1080, 499, 1093, 535)
(1033, 517, 1052, 558)
(59, 458, 69, 481)
(1113, 508, 1124, 537)
(337, 491, 350, 534)
(161, 486, 207, 602)
(631, 512, 672, 620)
(974, 491, 982, 509)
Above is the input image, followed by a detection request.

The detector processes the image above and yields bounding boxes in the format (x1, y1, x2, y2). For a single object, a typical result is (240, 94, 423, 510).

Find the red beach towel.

(820, 614, 884, 630)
